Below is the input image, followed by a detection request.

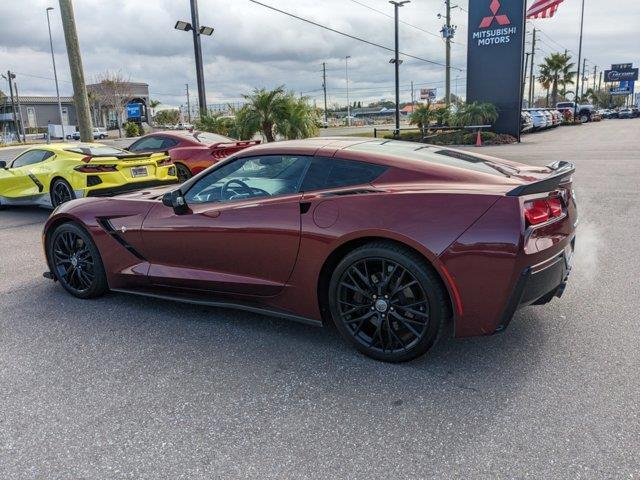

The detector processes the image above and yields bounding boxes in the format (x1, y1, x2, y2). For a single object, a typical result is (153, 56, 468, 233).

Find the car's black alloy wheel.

(175, 163, 192, 183)
(329, 242, 447, 362)
(51, 179, 75, 207)
(49, 223, 108, 299)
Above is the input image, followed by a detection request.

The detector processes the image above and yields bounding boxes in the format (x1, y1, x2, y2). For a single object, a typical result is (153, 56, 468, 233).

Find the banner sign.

(604, 68, 638, 82)
(420, 88, 437, 101)
(610, 81, 634, 95)
(467, 0, 526, 139)
(126, 103, 142, 119)
(611, 63, 632, 71)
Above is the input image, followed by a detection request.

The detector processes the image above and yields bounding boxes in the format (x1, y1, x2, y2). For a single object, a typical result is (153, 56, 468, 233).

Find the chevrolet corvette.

(43, 138, 577, 362)
(0, 143, 177, 208)
(126, 130, 260, 182)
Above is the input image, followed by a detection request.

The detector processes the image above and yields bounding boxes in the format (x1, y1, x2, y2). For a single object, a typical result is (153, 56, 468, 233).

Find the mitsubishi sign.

(467, 0, 526, 140)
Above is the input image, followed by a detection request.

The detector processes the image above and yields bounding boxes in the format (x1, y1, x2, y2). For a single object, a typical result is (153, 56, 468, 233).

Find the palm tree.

(275, 94, 319, 140)
(240, 86, 288, 142)
(538, 53, 575, 107)
(149, 99, 161, 119)
(453, 102, 498, 126)
(409, 103, 434, 132)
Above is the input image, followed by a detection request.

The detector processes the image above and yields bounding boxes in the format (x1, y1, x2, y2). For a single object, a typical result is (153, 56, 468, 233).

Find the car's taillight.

(74, 164, 118, 173)
(156, 157, 173, 166)
(524, 195, 563, 227)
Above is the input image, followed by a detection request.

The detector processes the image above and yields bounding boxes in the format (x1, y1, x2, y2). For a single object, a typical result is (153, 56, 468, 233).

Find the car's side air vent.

(321, 188, 381, 197)
(97, 218, 147, 261)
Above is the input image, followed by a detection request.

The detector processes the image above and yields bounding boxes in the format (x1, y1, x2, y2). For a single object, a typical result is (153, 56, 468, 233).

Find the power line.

(248, 0, 464, 71)
(349, 0, 440, 38)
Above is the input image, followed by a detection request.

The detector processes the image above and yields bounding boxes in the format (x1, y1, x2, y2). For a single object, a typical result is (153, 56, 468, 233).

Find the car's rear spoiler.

(210, 140, 261, 149)
(506, 161, 575, 197)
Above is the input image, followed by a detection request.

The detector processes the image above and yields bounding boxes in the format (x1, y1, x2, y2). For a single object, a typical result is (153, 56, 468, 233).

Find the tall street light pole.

(46, 7, 65, 134)
(175, 0, 214, 119)
(574, 0, 585, 119)
(322, 62, 328, 126)
(345, 55, 351, 126)
(190, 0, 206, 117)
(390, 1, 409, 136)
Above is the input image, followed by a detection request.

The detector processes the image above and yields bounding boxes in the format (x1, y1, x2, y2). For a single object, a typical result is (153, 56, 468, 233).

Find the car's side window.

(184, 155, 312, 205)
(161, 138, 179, 149)
(11, 150, 53, 168)
(129, 136, 165, 151)
(301, 157, 387, 192)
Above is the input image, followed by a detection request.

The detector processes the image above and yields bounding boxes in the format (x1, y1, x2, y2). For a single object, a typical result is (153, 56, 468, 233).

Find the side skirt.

(111, 288, 323, 328)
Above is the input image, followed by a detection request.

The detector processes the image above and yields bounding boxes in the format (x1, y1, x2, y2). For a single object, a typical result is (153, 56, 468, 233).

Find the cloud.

(0, 0, 636, 108)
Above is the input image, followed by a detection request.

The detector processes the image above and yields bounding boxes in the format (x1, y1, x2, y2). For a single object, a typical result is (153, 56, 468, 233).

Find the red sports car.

(43, 138, 577, 362)
(127, 131, 260, 182)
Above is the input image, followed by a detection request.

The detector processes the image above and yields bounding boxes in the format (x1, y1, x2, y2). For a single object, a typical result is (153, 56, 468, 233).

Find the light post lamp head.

(174, 20, 193, 32)
(46, 7, 54, 11)
(389, 0, 410, 6)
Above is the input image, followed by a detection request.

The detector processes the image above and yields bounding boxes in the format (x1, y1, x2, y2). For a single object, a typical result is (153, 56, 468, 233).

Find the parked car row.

(598, 107, 640, 119)
(521, 108, 565, 133)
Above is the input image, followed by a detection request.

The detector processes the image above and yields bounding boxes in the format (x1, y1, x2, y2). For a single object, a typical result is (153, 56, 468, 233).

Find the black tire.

(328, 241, 448, 362)
(50, 178, 76, 207)
(579, 112, 591, 123)
(47, 222, 108, 299)
(175, 163, 192, 183)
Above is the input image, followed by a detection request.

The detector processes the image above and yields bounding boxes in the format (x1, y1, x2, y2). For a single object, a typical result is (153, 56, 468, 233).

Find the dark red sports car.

(43, 138, 577, 362)
(127, 130, 260, 182)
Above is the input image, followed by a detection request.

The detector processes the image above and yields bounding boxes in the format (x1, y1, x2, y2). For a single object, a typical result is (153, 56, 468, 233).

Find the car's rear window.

(65, 146, 125, 156)
(191, 132, 234, 144)
(346, 140, 516, 177)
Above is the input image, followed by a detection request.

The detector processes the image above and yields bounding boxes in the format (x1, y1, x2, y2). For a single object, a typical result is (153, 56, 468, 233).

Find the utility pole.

(190, 0, 207, 117)
(46, 7, 65, 131)
(5, 71, 21, 143)
(185, 83, 192, 123)
(322, 62, 328, 126)
(574, 0, 585, 118)
(390, 1, 409, 135)
(13, 80, 26, 142)
(523, 52, 531, 106)
(528, 28, 536, 106)
(58, 0, 92, 142)
(345, 55, 351, 126)
(592, 65, 597, 92)
(445, 0, 451, 106)
(411, 80, 415, 107)
(580, 58, 587, 99)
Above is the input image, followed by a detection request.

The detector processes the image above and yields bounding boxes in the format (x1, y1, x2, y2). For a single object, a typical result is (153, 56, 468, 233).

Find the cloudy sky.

(0, 0, 638, 109)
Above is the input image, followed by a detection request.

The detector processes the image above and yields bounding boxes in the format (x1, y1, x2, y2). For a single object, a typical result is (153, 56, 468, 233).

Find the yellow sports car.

(0, 143, 177, 208)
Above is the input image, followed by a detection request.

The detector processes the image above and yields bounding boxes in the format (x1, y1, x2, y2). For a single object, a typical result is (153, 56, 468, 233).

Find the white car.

(69, 128, 108, 140)
(527, 109, 548, 130)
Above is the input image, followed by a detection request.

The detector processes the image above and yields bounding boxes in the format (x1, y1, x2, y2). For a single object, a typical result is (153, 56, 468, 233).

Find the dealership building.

(1, 81, 150, 140)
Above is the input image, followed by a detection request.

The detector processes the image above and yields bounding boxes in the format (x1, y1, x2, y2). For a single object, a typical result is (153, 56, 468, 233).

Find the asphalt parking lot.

(1, 119, 639, 479)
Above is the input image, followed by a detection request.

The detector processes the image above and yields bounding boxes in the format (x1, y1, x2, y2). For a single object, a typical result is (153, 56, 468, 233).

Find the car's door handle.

(201, 210, 221, 218)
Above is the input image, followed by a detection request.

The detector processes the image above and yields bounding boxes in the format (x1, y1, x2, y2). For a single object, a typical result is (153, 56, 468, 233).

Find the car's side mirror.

(0, 161, 6, 169)
(162, 189, 189, 215)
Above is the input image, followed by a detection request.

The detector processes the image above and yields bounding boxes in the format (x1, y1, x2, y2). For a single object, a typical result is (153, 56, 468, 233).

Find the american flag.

(526, 0, 565, 19)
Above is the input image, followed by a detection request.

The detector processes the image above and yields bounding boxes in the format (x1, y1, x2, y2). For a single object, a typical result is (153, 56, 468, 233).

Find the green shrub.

(124, 122, 140, 137)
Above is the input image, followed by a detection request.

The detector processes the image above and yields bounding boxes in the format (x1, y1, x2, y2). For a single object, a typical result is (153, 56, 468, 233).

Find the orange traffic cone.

(475, 130, 482, 147)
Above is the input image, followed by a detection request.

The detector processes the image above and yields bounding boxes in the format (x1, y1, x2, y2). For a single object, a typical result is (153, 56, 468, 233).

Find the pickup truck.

(556, 102, 594, 123)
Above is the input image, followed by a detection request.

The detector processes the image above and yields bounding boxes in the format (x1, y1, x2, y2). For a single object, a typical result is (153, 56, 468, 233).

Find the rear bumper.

(496, 236, 575, 333)
(86, 179, 178, 197)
